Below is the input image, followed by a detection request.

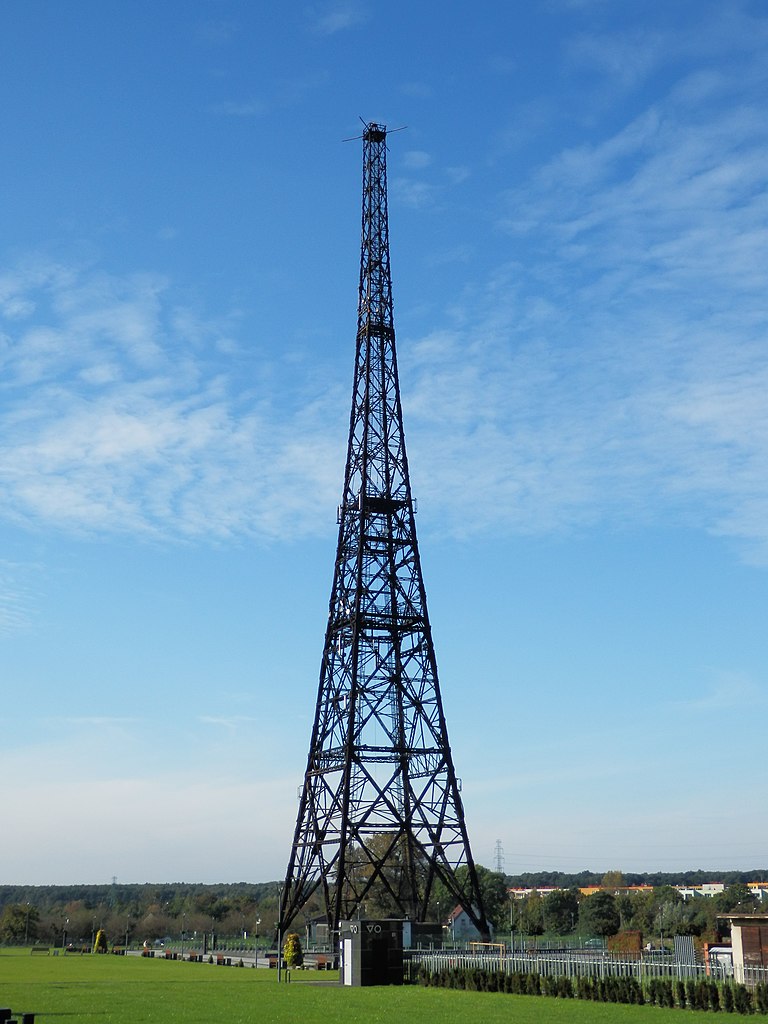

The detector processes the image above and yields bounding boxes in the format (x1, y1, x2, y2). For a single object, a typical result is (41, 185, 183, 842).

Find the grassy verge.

(0, 949, 717, 1024)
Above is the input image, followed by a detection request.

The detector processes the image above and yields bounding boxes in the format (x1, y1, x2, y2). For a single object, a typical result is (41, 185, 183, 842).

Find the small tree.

(283, 932, 303, 969)
(543, 888, 580, 934)
(93, 928, 108, 953)
(0, 904, 39, 944)
(520, 890, 545, 936)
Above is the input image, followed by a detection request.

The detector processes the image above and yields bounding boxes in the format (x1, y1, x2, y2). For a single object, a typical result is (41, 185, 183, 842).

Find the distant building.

(448, 905, 493, 941)
(507, 881, 766, 904)
(678, 883, 725, 900)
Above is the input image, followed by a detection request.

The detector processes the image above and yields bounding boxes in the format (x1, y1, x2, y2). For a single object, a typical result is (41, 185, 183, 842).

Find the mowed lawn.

(0, 950, 717, 1024)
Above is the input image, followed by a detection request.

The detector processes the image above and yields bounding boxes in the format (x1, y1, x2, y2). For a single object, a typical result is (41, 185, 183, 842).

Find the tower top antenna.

(342, 120, 408, 143)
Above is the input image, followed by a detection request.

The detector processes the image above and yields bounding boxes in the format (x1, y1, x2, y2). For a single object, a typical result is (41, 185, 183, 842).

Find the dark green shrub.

(509, 971, 526, 994)
(686, 979, 697, 1008)
(576, 975, 595, 1000)
(708, 979, 721, 1012)
(675, 980, 687, 1008)
(660, 979, 670, 1007)
(634, 978, 644, 1005)
(556, 976, 574, 998)
(525, 972, 541, 996)
(733, 984, 753, 1015)
(723, 985, 735, 1013)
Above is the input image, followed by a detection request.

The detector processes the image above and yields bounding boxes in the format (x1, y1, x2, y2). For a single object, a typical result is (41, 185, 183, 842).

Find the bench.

(29, 948, 49, 956)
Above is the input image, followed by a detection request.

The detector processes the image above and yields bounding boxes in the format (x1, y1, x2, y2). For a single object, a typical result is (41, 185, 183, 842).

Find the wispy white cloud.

(400, 81, 433, 99)
(194, 19, 239, 46)
(2, 17, 767, 568)
(0, 259, 344, 543)
(567, 28, 669, 91)
(307, 1, 368, 36)
(391, 177, 437, 209)
(672, 671, 766, 713)
(395, 42, 768, 558)
(402, 150, 432, 170)
(198, 715, 261, 730)
(207, 72, 329, 121)
(207, 98, 268, 118)
(391, 163, 469, 209)
(0, 559, 39, 635)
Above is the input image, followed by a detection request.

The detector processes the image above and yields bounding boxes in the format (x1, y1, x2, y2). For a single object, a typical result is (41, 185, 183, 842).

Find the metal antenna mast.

(279, 122, 489, 941)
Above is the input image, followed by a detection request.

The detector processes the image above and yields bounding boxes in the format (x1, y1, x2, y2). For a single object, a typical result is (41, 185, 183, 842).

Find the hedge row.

(416, 966, 768, 1015)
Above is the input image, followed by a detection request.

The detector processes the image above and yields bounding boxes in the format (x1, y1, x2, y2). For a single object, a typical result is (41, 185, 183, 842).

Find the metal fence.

(408, 949, 768, 987)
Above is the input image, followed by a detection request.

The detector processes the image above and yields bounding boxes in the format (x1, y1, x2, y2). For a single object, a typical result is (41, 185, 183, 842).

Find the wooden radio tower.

(278, 122, 489, 941)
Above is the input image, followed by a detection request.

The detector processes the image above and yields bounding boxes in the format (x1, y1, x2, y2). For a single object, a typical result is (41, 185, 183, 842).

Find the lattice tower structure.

(279, 122, 489, 940)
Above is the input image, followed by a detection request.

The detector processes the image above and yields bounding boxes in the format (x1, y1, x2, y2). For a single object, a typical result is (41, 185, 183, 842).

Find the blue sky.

(1, 0, 767, 885)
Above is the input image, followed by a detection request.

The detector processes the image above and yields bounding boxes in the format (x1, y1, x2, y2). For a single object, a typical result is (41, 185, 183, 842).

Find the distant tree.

(543, 888, 579, 934)
(342, 833, 429, 919)
(520, 890, 544, 936)
(601, 870, 626, 890)
(433, 864, 508, 930)
(0, 904, 39, 944)
(580, 891, 620, 937)
(655, 900, 697, 939)
(714, 884, 758, 915)
(633, 886, 682, 934)
(474, 866, 510, 929)
(616, 892, 635, 929)
(137, 910, 172, 942)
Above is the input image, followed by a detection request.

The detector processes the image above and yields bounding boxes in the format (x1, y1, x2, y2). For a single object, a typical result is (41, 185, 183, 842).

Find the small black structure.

(279, 120, 490, 944)
(339, 920, 403, 987)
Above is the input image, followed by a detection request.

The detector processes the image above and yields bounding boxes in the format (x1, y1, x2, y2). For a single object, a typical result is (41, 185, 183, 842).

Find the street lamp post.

(181, 913, 186, 960)
(277, 884, 284, 983)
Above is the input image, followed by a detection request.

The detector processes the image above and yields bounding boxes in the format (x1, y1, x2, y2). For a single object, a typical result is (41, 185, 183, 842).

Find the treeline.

(508, 882, 761, 942)
(0, 881, 282, 947)
(505, 869, 768, 888)
(0, 881, 278, 916)
(1, 868, 766, 946)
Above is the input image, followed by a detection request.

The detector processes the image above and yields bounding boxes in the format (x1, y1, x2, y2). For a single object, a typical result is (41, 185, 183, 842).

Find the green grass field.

(0, 950, 717, 1024)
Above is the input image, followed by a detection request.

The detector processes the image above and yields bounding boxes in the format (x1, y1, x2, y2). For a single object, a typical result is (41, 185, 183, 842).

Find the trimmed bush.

(733, 984, 754, 1015)
(416, 963, 768, 1016)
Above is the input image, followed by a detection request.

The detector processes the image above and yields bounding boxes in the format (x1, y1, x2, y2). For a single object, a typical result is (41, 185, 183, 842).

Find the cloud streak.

(307, 1, 368, 36)
(0, 259, 344, 543)
(0, 559, 39, 635)
(1, 27, 767, 567)
(397, 45, 768, 558)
